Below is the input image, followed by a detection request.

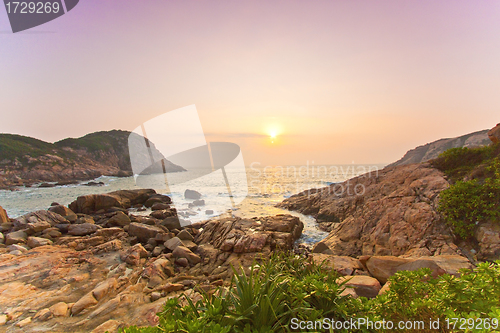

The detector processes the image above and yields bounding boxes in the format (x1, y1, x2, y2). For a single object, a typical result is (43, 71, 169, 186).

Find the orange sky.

(1, 0, 499, 165)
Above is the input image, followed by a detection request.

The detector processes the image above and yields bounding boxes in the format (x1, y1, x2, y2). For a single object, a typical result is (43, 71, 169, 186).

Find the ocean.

(0, 164, 385, 245)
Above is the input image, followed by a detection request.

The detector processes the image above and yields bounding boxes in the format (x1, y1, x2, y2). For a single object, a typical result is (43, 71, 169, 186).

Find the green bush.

(119, 254, 500, 333)
(438, 158, 500, 238)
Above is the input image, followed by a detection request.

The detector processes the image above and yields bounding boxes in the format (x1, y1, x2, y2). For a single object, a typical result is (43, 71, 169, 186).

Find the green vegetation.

(0, 134, 55, 161)
(432, 144, 500, 238)
(119, 253, 500, 333)
(55, 130, 129, 153)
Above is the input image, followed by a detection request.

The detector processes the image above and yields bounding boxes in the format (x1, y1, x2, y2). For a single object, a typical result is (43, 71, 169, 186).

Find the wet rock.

(27, 236, 53, 248)
(184, 189, 201, 200)
(172, 246, 201, 265)
(68, 223, 101, 236)
(337, 275, 381, 298)
(5, 230, 28, 245)
(128, 222, 163, 243)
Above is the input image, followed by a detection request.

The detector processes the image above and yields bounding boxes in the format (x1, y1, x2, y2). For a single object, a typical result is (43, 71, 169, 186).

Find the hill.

(387, 129, 490, 167)
(0, 130, 185, 188)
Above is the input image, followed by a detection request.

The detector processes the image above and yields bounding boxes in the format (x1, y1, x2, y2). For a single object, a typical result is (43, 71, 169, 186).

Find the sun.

(269, 131, 278, 143)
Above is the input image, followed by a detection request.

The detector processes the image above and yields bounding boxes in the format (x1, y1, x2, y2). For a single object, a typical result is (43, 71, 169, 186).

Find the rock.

(488, 123, 500, 144)
(75, 215, 95, 224)
(312, 242, 333, 254)
(0, 314, 7, 325)
(177, 229, 194, 241)
(91, 319, 123, 333)
(92, 278, 118, 301)
(8, 244, 29, 253)
(150, 209, 175, 220)
(336, 275, 381, 298)
(161, 217, 182, 230)
(128, 222, 163, 242)
(151, 292, 162, 302)
(15, 317, 31, 327)
(92, 239, 123, 254)
(48, 205, 77, 220)
(27, 236, 53, 248)
(27, 221, 51, 233)
(49, 302, 69, 317)
(72, 293, 98, 315)
(175, 257, 189, 267)
(172, 246, 201, 265)
(13, 210, 67, 230)
(312, 254, 364, 276)
(365, 255, 472, 284)
(33, 308, 52, 321)
(144, 194, 172, 208)
(69, 189, 156, 214)
(0, 206, 9, 224)
(120, 243, 149, 266)
(160, 283, 184, 293)
(193, 199, 205, 206)
(476, 221, 500, 261)
(68, 223, 100, 236)
(278, 163, 455, 257)
(184, 189, 201, 200)
(39, 182, 55, 188)
(205, 210, 214, 215)
(107, 211, 131, 227)
(151, 203, 170, 211)
(5, 230, 28, 245)
(378, 281, 391, 295)
(164, 237, 183, 251)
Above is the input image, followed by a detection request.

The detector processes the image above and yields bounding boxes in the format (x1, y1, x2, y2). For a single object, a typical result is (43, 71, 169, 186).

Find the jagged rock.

(177, 229, 194, 241)
(27, 236, 53, 248)
(172, 246, 201, 265)
(13, 210, 67, 230)
(68, 223, 101, 236)
(195, 215, 303, 253)
(144, 194, 172, 208)
(48, 205, 77, 220)
(278, 163, 454, 257)
(164, 237, 183, 251)
(488, 123, 500, 144)
(72, 293, 98, 315)
(92, 239, 123, 254)
(27, 221, 51, 234)
(128, 223, 163, 242)
(337, 276, 381, 298)
(5, 230, 28, 245)
(312, 242, 333, 254)
(184, 189, 201, 200)
(33, 308, 52, 321)
(120, 243, 148, 266)
(107, 211, 131, 227)
(0, 206, 9, 224)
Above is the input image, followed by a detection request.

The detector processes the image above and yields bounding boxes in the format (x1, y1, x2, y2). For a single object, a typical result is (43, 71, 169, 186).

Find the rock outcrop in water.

(0, 130, 185, 189)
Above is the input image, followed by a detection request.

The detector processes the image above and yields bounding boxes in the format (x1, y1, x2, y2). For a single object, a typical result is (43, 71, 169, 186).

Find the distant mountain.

(387, 129, 490, 167)
(0, 130, 185, 189)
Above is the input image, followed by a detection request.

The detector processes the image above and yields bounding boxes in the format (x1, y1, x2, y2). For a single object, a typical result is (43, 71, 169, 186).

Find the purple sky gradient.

(1, 0, 499, 165)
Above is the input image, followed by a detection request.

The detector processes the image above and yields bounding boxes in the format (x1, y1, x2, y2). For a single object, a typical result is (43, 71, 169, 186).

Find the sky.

(1, 0, 499, 166)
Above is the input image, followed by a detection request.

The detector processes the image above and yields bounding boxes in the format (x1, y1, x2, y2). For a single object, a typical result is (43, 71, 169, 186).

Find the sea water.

(0, 164, 384, 245)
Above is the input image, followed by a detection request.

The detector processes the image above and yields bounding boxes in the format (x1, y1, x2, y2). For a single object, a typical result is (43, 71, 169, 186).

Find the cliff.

(0, 130, 185, 188)
(387, 129, 490, 167)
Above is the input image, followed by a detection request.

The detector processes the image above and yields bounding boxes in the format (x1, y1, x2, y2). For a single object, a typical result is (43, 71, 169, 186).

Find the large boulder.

(488, 123, 500, 144)
(0, 206, 9, 224)
(184, 189, 201, 200)
(311, 254, 364, 276)
(69, 189, 156, 214)
(364, 255, 472, 284)
(5, 230, 28, 245)
(128, 222, 163, 242)
(48, 205, 77, 220)
(336, 275, 381, 298)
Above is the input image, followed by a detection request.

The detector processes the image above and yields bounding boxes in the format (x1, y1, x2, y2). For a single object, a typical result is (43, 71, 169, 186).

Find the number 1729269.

(5, 2, 60, 14)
